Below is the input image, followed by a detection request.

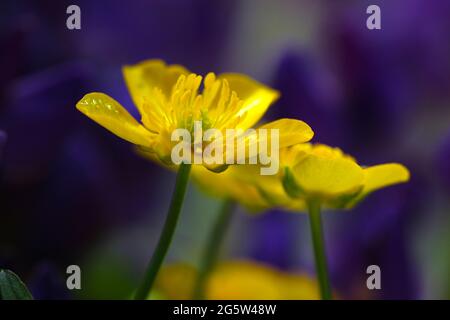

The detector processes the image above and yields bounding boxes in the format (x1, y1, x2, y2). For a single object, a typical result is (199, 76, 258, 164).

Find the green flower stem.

(134, 162, 192, 300)
(193, 199, 235, 299)
(307, 199, 332, 300)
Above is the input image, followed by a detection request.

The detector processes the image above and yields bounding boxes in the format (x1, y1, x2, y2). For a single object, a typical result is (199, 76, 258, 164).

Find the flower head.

(76, 60, 313, 170)
(281, 144, 410, 209)
(154, 260, 321, 300)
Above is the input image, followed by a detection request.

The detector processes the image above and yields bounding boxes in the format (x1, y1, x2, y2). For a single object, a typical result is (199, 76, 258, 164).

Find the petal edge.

(76, 92, 154, 147)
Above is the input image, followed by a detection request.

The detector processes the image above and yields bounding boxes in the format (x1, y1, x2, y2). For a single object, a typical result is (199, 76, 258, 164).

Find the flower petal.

(219, 73, 280, 130)
(218, 119, 313, 166)
(123, 59, 190, 115)
(76, 92, 154, 147)
(280, 144, 313, 168)
(292, 155, 364, 198)
(360, 163, 410, 199)
(344, 163, 410, 208)
(363, 163, 410, 192)
(258, 118, 314, 148)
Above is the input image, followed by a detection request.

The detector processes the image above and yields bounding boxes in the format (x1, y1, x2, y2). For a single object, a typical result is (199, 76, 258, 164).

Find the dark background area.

(0, 0, 449, 299)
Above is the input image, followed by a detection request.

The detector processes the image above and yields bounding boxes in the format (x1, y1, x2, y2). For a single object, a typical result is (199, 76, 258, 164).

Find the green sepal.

(326, 187, 363, 210)
(282, 166, 304, 198)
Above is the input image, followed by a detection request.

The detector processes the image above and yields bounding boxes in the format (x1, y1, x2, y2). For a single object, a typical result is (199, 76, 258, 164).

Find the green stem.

(134, 163, 192, 300)
(193, 199, 235, 299)
(307, 200, 332, 300)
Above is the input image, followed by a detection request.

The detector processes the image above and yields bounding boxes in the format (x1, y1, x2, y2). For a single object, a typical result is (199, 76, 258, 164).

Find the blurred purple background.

(0, 0, 449, 299)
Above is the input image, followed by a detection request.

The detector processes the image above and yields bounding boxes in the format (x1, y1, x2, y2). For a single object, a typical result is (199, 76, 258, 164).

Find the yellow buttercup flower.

(76, 59, 313, 170)
(190, 143, 409, 301)
(154, 260, 321, 300)
(274, 143, 410, 300)
(75, 59, 315, 300)
(281, 143, 410, 209)
(192, 143, 409, 212)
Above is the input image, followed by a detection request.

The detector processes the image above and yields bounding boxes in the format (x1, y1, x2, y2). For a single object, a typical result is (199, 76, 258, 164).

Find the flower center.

(144, 72, 245, 135)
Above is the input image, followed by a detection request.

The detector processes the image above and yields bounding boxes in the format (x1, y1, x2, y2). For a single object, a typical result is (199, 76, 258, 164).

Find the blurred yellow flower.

(76, 59, 313, 170)
(281, 143, 410, 209)
(154, 260, 320, 300)
(192, 143, 409, 212)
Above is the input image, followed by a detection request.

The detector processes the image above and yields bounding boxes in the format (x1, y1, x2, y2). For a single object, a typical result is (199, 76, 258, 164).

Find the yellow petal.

(280, 144, 313, 168)
(219, 119, 313, 166)
(310, 144, 353, 161)
(122, 59, 190, 115)
(218, 73, 280, 130)
(76, 92, 154, 147)
(258, 118, 314, 148)
(292, 155, 364, 198)
(343, 163, 410, 208)
(363, 163, 410, 192)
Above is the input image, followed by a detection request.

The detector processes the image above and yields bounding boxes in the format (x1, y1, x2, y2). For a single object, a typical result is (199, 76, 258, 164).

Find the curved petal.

(122, 59, 190, 115)
(361, 163, 409, 196)
(309, 144, 354, 162)
(76, 92, 155, 147)
(218, 73, 280, 130)
(344, 163, 410, 208)
(258, 118, 314, 148)
(292, 155, 364, 198)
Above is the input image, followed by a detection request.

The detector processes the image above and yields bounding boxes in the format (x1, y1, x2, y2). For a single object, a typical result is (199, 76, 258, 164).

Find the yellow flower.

(153, 260, 321, 300)
(281, 143, 410, 209)
(76, 59, 313, 170)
